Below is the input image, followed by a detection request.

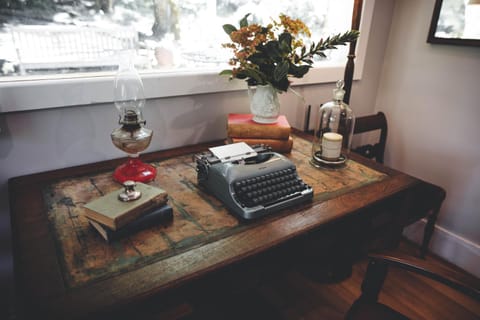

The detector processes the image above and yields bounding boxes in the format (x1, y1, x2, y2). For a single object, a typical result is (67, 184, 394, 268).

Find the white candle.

(322, 132, 343, 160)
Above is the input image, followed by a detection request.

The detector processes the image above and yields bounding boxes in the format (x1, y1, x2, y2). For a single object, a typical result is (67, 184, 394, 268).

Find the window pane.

(0, 0, 353, 78)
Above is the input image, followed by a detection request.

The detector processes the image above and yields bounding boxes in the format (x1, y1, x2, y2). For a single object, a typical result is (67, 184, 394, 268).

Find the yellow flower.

(277, 14, 311, 37)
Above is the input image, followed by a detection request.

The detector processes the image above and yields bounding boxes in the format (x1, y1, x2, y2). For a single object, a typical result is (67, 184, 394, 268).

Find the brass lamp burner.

(111, 111, 156, 183)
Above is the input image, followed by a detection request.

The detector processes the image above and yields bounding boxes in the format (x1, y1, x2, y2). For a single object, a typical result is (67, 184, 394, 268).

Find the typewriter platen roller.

(194, 144, 313, 220)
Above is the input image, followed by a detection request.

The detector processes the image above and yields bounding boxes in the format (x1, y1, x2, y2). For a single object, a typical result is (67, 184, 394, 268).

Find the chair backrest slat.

(352, 112, 387, 164)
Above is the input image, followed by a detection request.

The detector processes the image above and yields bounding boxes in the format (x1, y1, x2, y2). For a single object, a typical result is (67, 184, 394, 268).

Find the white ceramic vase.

(248, 84, 280, 124)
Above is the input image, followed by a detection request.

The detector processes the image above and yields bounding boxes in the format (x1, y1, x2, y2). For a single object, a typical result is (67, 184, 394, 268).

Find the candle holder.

(310, 80, 355, 168)
(111, 55, 156, 183)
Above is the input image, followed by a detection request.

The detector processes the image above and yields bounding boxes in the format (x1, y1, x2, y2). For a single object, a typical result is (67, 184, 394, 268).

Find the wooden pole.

(343, 0, 363, 104)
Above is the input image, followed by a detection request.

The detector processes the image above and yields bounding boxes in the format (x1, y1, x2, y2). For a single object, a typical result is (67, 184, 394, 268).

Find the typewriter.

(194, 143, 313, 220)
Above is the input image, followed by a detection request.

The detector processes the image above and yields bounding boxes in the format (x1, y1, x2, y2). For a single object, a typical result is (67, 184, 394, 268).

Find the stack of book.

(83, 182, 172, 242)
(226, 113, 293, 153)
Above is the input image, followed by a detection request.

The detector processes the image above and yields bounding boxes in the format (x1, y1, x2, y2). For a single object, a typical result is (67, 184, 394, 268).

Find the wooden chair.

(345, 250, 480, 320)
(352, 111, 387, 163)
(304, 109, 445, 257)
(351, 111, 445, 258)
(403, 182, 446, 258)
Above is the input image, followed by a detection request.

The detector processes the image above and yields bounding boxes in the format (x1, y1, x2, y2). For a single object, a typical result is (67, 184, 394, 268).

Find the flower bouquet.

(220, 13, 360, 93)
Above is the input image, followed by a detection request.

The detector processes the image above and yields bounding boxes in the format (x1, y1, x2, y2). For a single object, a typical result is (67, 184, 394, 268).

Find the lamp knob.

(118, 180, 142, 202)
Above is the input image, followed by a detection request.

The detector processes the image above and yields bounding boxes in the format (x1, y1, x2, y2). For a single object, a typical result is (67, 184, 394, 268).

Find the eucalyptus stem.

(299, 30, 360, 61)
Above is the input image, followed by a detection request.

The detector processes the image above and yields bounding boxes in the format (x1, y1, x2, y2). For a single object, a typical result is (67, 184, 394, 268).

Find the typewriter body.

(194, 144, 313, 220)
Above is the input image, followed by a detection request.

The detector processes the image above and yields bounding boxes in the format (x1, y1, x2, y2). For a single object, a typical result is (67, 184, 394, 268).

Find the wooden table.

(8, 130, 431, 319)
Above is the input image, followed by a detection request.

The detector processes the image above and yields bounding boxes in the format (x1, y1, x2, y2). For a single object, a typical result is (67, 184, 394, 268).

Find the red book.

(227, 113, 291, 140)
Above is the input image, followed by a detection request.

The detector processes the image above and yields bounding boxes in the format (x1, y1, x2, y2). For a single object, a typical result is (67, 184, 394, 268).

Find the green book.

(89, 204, 173, 242)
(83, 182, 168, 230)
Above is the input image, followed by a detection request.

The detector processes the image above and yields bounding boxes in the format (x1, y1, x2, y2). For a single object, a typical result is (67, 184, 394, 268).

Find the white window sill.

(0, 65, 355, 113)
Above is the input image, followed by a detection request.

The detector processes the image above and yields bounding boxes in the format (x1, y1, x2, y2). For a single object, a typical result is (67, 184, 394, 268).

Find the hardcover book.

(228, 136, 293, 153)
(89, 204, 173, 242)
(83, 182, 168, 230)
(227, 113, 291, 140)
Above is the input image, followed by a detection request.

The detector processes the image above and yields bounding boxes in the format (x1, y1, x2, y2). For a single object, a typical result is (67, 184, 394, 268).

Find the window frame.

(0, 0, 374, 114)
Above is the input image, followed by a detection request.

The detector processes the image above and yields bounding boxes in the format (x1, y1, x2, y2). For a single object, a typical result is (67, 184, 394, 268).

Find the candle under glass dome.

(310, 80, 355, 168)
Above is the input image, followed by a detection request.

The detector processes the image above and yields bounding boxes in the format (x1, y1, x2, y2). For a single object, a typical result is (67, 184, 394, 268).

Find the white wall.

(376, 0, 480, 277)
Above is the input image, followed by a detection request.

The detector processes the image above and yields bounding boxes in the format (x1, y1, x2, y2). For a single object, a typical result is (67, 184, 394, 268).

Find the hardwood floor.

(186, 240, 480, 320)
(7, 239, 479, 320)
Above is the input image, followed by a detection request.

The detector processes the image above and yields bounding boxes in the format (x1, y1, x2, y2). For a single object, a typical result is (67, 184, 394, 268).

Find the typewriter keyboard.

(233, 167, 311, 208)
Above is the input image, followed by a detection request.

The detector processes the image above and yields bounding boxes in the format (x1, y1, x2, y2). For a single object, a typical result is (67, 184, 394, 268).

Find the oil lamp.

(111, 57, 156, 183)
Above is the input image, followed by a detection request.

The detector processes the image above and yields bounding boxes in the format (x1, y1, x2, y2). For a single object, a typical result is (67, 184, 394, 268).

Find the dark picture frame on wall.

(427, 0, 480, 46)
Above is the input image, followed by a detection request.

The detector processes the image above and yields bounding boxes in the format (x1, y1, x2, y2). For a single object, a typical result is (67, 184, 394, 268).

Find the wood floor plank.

(186, 240, 480, 320)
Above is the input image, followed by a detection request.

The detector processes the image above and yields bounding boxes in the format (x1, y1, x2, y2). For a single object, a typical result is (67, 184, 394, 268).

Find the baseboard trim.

(403, 220, 480, 279)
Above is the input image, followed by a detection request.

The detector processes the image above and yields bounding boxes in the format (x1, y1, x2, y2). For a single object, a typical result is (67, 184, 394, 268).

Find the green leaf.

(312, 30, 360, 54)
(235, 72, 247, 80)
(293, 54, 300, 64)
(223, 24, 237, 35)
(289, 64, 311, 78)
(238, 67, 264, 84)
(248, 52, 268, 65)
(239, 13, 251, 28)
(279, 32, 292, 52)
(264, 41, 282, 60)
(258, 64, 275, 80)
(274, 61, 289, 82)
(279, 32, 292, 43)
(279, 43, 292, 56)
(247, 78, 258, 86)
(271, 77, 290, 92)
(219, 70, 233, 76)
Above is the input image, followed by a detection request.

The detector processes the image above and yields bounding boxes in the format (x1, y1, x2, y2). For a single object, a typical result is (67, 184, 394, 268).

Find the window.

(0, 0, 374, 113)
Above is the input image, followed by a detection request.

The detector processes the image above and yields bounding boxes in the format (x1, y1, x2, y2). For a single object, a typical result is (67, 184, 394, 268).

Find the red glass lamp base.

(113, 158, 157, 183)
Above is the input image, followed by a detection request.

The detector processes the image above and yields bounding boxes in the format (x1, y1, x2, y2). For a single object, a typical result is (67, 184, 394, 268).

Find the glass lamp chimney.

(114, 54, 146, 126)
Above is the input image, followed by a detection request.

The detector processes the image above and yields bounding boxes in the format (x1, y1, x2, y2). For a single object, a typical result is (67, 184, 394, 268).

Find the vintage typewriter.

(194, 143, 313, 220)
